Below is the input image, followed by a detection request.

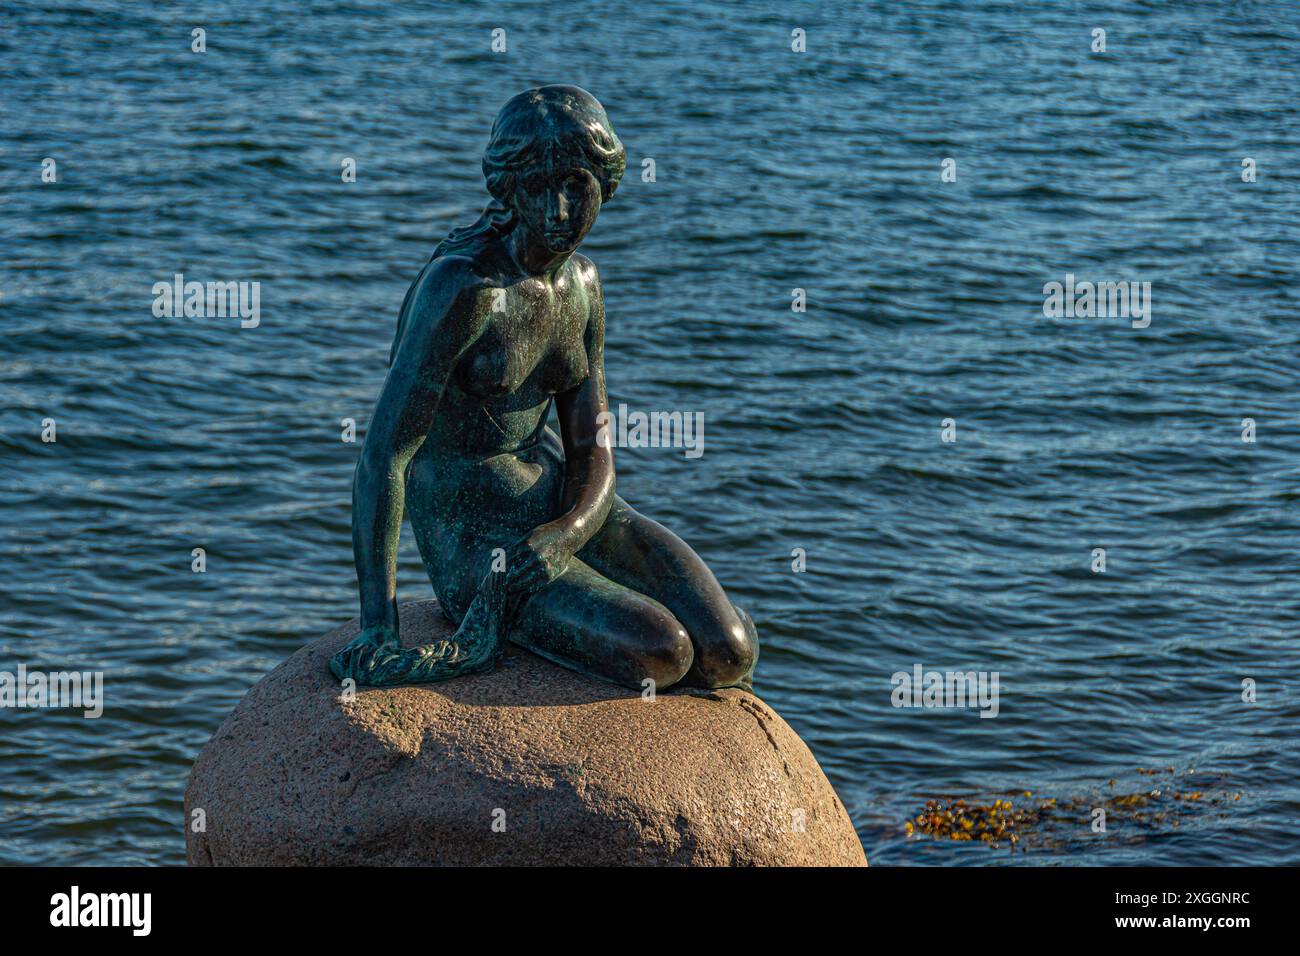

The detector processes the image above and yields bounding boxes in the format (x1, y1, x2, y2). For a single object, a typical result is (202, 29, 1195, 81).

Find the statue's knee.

(625, 605, 693, 690)
(693, 616, 757, 688)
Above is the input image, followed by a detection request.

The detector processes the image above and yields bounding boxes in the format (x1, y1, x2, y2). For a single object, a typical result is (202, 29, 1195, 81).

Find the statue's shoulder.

(394, 255, 496, 362)
(570, 254, 604, 323)
(401, 255, 495, 329)
(413, 253, 495, 303)
(570, 252, 601, 287)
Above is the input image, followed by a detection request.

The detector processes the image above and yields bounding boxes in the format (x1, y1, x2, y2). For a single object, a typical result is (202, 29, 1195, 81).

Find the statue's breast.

(456, 340, 524, 399)
(455, 277, 590, 401)
(538, 341, 589, 395)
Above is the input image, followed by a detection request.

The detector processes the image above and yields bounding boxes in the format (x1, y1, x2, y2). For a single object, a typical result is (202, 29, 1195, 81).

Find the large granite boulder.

(184, 600, 866, 866)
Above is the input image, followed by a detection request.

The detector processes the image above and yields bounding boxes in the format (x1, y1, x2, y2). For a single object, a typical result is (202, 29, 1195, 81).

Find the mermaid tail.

(357, 571, 516, 686)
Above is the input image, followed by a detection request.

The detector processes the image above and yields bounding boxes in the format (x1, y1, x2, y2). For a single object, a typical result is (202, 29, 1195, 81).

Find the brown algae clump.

(904, 769, 1243, 851)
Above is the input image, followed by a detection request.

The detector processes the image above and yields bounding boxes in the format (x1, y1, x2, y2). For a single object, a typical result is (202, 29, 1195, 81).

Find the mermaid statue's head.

(436, 85, 626, 259)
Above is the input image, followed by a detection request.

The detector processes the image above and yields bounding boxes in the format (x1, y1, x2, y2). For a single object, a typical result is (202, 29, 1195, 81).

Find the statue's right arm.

(352, 257, 485, 635)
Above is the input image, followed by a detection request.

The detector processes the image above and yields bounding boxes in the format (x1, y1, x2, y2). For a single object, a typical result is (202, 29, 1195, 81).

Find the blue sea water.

(2, 0, 1298, 865)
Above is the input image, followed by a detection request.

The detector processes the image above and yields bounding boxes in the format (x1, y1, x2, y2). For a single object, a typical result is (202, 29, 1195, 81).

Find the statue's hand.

(503, 524, 573, 594)
(330, 624, 400, 682)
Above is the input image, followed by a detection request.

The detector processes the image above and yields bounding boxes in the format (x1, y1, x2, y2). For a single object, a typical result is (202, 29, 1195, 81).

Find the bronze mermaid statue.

(330, 85, 757, 691)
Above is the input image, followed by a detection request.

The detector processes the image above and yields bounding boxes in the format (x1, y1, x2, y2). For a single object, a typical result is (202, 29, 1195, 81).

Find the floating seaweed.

(903, 768, 1243, 851)
(905, 795, 1034, 847)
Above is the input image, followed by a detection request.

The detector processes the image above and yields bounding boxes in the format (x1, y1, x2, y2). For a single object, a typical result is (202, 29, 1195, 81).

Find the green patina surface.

(331, 87, 757, 692)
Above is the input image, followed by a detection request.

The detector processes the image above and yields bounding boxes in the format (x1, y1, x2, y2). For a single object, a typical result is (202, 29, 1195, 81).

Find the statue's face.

(513, 163, 602, 255)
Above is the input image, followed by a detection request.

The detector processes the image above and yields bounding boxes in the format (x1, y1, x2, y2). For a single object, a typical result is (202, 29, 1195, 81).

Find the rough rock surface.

(185, 600, 867, 866)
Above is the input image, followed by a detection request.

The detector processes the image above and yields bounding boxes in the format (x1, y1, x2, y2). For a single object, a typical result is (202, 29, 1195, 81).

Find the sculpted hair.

(391, 86, 625, 362)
